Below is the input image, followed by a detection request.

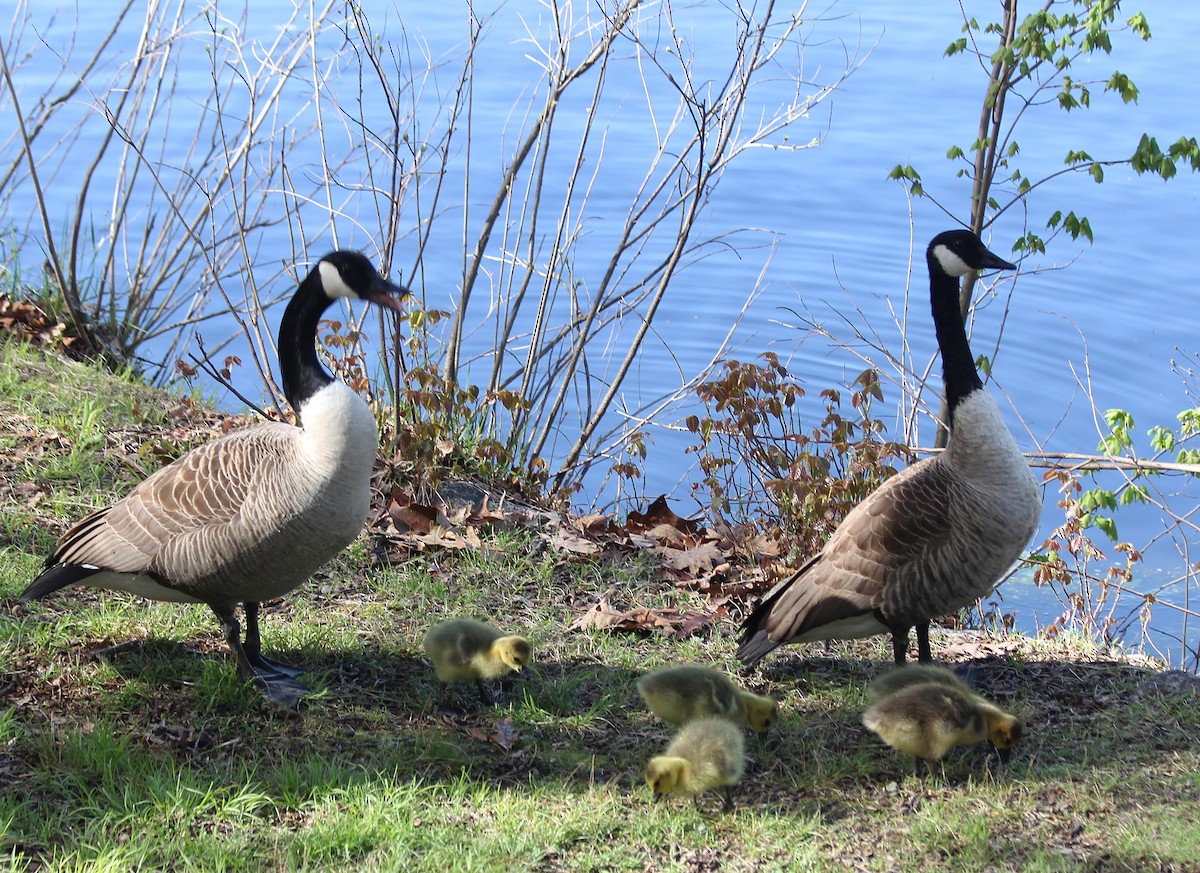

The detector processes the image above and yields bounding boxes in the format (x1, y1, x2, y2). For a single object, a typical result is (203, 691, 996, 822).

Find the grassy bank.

(2, 341, 1199, 872)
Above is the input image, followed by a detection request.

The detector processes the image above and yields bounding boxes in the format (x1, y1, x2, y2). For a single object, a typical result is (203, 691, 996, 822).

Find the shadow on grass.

(7, 619, 1199, 839)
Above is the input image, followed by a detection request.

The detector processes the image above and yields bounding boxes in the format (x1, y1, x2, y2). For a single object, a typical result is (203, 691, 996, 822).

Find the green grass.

(3, 340, 1200, 872)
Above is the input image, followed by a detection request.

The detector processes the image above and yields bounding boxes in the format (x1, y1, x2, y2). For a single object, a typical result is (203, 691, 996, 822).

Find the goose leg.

(475, 678, 496, 706)
(242, 601, 306, 679)
(211, 605, 307, 707)
(915, 623, 933, 663)
(891, 627, 911, 665)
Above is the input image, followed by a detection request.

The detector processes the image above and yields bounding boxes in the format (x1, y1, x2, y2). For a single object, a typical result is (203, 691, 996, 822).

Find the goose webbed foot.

(475, 678, 497, 706)
(249, 670, 309, 708)
(721, 787, 736, 813)
(242, 600, 307, 681)
(215, 604, 309, 707)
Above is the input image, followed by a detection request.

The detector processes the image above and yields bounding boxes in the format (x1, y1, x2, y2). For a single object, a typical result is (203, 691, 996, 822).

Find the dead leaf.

(542, 528, 600, 556)
(569, 596, 718, 640)
(624, 496, 704, 537)
(576, 512, 617, 535)
(666, 542, 727, 576)
(491, 716, 519, 751)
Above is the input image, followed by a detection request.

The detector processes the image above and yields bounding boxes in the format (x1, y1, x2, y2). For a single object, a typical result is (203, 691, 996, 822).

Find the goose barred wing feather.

(36, 423, 305, 600)
(738, 459, 959, 661)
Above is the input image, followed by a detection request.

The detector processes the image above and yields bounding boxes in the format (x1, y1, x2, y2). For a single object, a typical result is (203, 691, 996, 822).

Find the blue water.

(5, 1, 1199, 664)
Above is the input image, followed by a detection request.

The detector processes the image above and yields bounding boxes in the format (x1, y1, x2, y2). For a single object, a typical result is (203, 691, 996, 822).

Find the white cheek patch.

(318, 260, 357, 300)
(932, 245, 972, 278)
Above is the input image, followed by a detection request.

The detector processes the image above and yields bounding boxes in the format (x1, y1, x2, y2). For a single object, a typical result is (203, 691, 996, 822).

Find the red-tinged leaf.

(469, 494, 507, 525)
(387, 497, 441, 535)
(675, 611, 718, 638)
(624, 496, 704, 536)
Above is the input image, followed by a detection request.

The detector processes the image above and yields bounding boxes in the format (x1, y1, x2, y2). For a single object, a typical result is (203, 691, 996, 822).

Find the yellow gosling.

(868, 665, 1023, 757)
(861, 682, 1023, 774)
(645, 717, 746, 812)
(422, 618, 532, 708)
(867, 663, 974, 702)
(636, 665, 779, 736)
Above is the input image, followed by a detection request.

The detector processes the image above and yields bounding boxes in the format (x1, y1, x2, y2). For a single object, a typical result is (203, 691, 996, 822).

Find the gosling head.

(987, 714, 1024, 761)
(496, 636, 533, 673)
(743, 693, 780, 736)
(645, 756, 687, 801)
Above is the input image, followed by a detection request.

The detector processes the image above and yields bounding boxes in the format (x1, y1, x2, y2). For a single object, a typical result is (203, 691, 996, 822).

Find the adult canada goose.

(861, 681, 1023, 773)
(636, 664, 779, 736)
(738, 230, 1041, 666)
(645, 716, 746, 812)
(19, 251, 408, 706)
(422, 618, 533, 708)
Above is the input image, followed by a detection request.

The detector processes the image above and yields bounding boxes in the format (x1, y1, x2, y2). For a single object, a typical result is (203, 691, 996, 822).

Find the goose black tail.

(19, 564, 103, 602)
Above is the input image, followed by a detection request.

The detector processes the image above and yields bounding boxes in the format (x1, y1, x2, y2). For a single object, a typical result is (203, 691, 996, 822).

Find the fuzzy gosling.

(423, 618, 532, 708)
(861, 681, 1023, 773)
(645, 717, 746, 812)
(637, 665, 779, 736)
(868, 664, 1023, 758)
(867, 663, 976, 702)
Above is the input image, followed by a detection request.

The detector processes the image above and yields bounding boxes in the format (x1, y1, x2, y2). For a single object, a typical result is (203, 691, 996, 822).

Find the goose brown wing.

(739, 460, 956, 653)
(44, 423, 297, 581)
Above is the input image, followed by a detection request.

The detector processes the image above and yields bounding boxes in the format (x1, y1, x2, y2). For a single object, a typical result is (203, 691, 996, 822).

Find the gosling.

(422, 618, 532, 709)
(645, 717, 746, 812)
(867, 663, 975, 702)
(868, 664, 1023, 757)
(861, 682, 1023, 774)
(637, 665, 779, 736)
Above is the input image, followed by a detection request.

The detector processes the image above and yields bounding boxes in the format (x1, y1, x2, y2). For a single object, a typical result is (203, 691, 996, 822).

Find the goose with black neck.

(737, 229, 1041, 667)
(20, 250, 409, 707)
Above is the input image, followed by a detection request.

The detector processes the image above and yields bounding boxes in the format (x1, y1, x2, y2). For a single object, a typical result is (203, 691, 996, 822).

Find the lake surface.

(6, 1, 1199, 664)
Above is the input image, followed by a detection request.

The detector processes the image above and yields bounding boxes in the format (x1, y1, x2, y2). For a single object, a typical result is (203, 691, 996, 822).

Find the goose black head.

(316, 250, 410, 311)
(280, 250, 411, 411)
(927, 230, 1017, 280)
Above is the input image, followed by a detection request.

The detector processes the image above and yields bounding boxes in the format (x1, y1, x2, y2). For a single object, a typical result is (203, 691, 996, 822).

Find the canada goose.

(861, 681, 1023, 773)
(645, 717, 746, 812)
(422, 618, 532, 708)
(636, 665, 779, 736)
(738, 230, 1041, 666)
(19, 251, 408, 706)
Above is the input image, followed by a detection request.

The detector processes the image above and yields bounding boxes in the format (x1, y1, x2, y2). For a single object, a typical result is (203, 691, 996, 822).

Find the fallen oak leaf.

(491, 716, 520, 751)
(568, 597, 628, 631)
(576, 512, 617, 535)
(569, 598, 718, 640)
(542, 528, 601, 556)
(384, 493, 442, 535)
(624, 496, 704, 537)
(665, 542, 728, 576)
